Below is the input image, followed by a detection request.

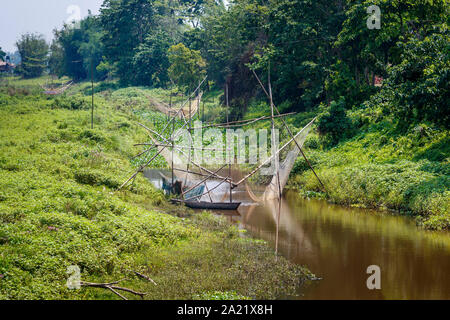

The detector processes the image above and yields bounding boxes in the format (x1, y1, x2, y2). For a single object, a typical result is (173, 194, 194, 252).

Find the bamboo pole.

(226, 84, 232, 204)
(184, 93, 193, 188)
(251, 69, 327, 193)
(182, 164, 227, 198)
(198, 166, 214, 203)
(174, 168, 217, 178)
(135, 143, 230, 152)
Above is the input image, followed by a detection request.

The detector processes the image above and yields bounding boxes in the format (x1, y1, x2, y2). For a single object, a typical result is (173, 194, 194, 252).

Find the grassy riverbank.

(0, 77, 311, 300)
(81, 80, 448, 231)
(289, 114, 449, 231)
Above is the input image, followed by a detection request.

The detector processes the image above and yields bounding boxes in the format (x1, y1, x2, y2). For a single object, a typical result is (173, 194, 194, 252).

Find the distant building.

(374, 75, 383, 87)
(0, 56, 16, 74)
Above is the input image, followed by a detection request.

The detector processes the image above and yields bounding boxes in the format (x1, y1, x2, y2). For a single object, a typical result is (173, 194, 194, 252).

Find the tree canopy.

(15, 33, 49, 78)
(0, 47, 5, 62)
(37, 0, 449, 129)
(168, 43, 206, 90)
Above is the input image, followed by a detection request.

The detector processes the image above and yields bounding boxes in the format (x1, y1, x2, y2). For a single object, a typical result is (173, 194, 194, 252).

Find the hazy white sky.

(0, 0, 104, 52)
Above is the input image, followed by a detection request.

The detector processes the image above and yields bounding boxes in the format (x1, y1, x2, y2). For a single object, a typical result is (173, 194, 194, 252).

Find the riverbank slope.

(0, 77, 311, 300)
(81, 81, 449, 231)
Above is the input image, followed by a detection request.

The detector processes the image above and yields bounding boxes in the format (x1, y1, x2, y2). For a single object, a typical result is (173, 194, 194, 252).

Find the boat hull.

(172, 200, 241, 210)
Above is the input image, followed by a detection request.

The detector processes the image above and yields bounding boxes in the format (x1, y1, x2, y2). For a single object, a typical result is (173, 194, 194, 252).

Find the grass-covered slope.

(0, 77, 311, 300)
(291, 119, 449, 231)
(224, 96, 449, 231)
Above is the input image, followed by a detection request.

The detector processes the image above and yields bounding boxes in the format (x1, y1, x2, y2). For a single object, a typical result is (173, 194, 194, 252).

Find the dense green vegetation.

(16, 0, 449, 132)
(291, 124, 449, 230)
(2, 0, 448, 300)
(0, 77, 311, 299)
(15, 34, 49, 79)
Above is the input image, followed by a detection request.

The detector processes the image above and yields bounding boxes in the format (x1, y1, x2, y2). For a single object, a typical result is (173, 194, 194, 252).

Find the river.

(145, 170, 450, 300)
(235, 191, 450, 300)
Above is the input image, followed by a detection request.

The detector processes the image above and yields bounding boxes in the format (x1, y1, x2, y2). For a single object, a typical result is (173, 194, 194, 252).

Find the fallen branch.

(81, 279, 146, 300)
(132, 271, 157, 286)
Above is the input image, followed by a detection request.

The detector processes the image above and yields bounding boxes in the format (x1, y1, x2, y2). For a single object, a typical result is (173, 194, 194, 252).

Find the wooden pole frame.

(226, 83, 232, 203)
(251, 69, 327, 193)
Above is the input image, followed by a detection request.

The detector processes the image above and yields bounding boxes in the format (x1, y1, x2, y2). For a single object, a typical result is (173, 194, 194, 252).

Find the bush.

(317, 97, 354, 146)
(53, 96, 89, 110)
(74, 169, 121, 189)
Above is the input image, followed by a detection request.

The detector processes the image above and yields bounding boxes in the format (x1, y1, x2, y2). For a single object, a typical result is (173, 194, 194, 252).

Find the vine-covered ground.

(0, 77, 311, 300)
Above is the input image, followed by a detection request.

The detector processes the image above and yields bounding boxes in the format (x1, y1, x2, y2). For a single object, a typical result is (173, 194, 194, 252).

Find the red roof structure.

(0, 61, 16, 72)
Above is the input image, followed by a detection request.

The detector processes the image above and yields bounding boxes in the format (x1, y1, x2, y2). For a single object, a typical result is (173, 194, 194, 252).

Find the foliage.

(381, 32, 449, 129)
(15, 33, 49, 78)
(132, 30, 173, 86)
(317, 98, 354, 146)
(100, 0, 157, 85)
(168, 43, 206, 90)
(0, 77, 310, 299)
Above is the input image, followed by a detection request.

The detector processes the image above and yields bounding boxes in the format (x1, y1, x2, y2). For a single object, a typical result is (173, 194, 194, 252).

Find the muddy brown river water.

(146, 170, 450, 300)
(235, 191, 450, 300)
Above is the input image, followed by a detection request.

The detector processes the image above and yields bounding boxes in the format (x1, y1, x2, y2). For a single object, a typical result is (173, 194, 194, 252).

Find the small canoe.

(171, 200, 241, 211)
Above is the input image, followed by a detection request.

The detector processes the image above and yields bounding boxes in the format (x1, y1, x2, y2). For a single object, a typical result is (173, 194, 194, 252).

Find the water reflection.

(236, 192, 450, 300)
(145, 169, 450, 299)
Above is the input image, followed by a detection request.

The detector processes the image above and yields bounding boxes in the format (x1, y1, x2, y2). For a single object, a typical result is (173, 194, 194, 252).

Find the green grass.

(0, 77, 311, 300)
(228, 97, 449, 231)
(290, 120, 449, 231)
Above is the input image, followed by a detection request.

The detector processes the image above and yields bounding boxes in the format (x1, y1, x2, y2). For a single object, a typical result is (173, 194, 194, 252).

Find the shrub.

(74, 169, 121, 189)
(317, 97, 354, 146)
(53, 96, 89, 110)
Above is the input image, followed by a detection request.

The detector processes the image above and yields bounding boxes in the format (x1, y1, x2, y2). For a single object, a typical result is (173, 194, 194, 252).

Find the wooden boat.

(171, 199, 241, 210)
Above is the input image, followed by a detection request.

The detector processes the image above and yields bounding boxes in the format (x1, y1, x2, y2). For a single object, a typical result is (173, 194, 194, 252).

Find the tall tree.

(50, 14, 106, 80)
(15, 33, 49, 78)
(168, 43, 206, 90)
(0, 47, 5, 62)
(100, 0, 156, 84)
(132, 30, 173, 86)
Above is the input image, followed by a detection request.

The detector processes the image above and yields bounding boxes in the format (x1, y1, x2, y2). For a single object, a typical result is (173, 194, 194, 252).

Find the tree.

(15, 33, 49, 78)
(51, 15, 106, 80)
(317, 97, 353, 146)
(132, 30, 173, 86)
(168, 43, 206, 90)
(100, 0, 156, 84)
(0, 47, 5, 62)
